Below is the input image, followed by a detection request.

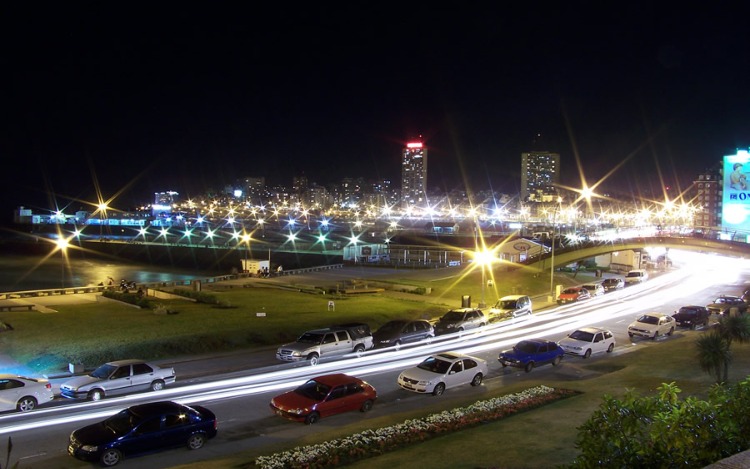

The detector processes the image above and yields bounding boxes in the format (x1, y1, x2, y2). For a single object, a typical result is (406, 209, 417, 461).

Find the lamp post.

(549, 197, 562, 300)
(56, 238, 69, 289)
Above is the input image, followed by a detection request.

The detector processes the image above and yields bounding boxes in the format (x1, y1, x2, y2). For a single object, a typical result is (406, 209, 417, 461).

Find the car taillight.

(213, 420, 218, 430)
(45, 383, 52, 389)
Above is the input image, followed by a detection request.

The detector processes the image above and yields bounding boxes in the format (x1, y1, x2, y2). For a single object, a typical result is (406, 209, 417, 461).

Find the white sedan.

(0, 374, 55, 412)
(397, 351, 488, 396)
(628, 313, 676, 339)
(558, 327, 615, 358)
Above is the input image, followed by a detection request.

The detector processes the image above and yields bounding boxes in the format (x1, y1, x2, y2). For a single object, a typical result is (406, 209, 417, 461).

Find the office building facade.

(401, 141, 427, 208)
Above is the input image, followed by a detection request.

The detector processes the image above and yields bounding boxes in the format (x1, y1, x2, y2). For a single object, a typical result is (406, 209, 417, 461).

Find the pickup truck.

(276, 323, 374, 366)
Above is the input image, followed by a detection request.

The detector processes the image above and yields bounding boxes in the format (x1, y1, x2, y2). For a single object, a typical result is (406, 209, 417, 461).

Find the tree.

(696, 330, 732, 384)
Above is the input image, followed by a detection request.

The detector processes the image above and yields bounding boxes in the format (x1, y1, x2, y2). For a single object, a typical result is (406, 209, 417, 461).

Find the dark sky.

(3, 3, 749, 219)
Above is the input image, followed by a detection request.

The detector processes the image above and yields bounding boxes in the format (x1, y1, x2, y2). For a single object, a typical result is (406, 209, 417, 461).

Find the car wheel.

(524, 361, 535, 373)
(552, 355, 562, 366)
(583, 349, 592, 359)
(187, 433, 206, 450)
(607, 343, 615, 353)
(500, 362, 508, 368)
(653, 331, 659, 340)
(88, 389, 105, 401)
(470, 373, 483, 386)
(305, 412, 320, 425)
(432, 383, 446, 396)
(16, 396, 37, 412)
(307, 353, 319, 366)
(394, 340, 402, 351)
(360, 399, 374, 412)
(150, 380, 165, 391)
(628, 332, 634, 338)
(425, 334, 434, 344)
(100, 449, 122, 467)
(354, 344, 365, 357)
(667, 327, 674, 336)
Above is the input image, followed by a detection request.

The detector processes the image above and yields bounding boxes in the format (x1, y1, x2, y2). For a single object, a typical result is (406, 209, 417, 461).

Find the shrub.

(172, 288, 220, 304)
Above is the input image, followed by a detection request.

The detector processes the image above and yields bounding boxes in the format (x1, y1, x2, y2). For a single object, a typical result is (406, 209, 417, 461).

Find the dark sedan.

(68, 401, 217, 466)
(672, 305, 711, 329)
(373, 319, 434, 349)
(498, 339, 564, 373)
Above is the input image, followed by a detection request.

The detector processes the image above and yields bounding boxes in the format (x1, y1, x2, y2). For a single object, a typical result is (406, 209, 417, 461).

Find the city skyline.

(3, 4, 748, 223)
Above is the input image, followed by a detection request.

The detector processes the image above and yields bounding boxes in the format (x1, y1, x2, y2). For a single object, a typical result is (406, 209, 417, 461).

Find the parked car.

(581, 283, 605, 297)
(488, 295, 532, 321)
(68, 401, 217, 466)
(601, 277, 625, 292)
(373, 319, 434, 349)
(672, 305, 711, 329)
(706, 295, 748, 316)
(0, 374, 54, 413)
(276, 323, 374, 366)
(557, 287, 591, 305)
(397, 351, 488, 396)
(60, 359, 176, 401)
(624, 269, 649, 285)
(433, 308, 486, 336)
(270, 373, 377, 424)
(627, 312, 676, 339)
(498, 339, 565, 372)
(558, 327, 615, 358)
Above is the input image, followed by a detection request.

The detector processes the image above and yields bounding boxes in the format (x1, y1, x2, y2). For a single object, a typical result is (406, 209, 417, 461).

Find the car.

(581, 283, 605, 297)
(397, 351, 488, 396)
(488, 295, 532, 321)
(624, 269, 649, 285)
(627, 312, 676, 339)
(59, 359, 176, 401)
(270, 373, 377, 424)
(0, 374, 54, 413)
(556, 287, 591, 305)
(433, 308, 486, 336)
(558, 327, 615, 358)
(68, 400, 217, 466)
(601, 277, 625, 292)
(672, 305, 711, 329)
(706, 295, 748, 316)
(372, 319, 434, 349)
(498, 339, 565, 372)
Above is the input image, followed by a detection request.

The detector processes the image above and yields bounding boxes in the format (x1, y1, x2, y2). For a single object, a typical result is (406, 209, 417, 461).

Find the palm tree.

(715, 314, 750, 347)
(696, 331, 731, 384)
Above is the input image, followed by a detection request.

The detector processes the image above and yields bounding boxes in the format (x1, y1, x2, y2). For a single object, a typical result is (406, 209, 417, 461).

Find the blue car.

(68, 401, 218, 466)
(498, 339, 564, 373)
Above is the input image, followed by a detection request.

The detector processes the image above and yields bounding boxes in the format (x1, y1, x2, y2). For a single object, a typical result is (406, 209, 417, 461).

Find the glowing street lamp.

(56, 237, 70, 289)
(474, 248, 494, 308)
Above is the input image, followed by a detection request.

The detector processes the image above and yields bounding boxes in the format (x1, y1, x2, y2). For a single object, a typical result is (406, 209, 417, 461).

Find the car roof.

(128, 401, 189, 416)
(310, 373, 360, 386)
(105, 359, 150, 366)
(581, 283, 600, 288)
(434, 351, 472, 360)
(520, 338, 552, 345)
(640, 312, 667, 317)
(447, 308, 479, 313)
(499, 294, 527, 300)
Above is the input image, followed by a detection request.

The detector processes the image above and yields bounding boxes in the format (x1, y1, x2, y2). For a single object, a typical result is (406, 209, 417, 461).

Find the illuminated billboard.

(722, 149, 750, 231)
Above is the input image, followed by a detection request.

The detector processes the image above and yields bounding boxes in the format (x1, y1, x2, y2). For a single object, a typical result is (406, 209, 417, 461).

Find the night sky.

(3, 3, 749, 220)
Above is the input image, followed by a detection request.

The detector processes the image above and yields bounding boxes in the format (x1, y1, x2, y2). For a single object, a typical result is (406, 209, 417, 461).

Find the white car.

(558, 327, 615, 358)
(488, 295, 532, 321)
(628, 313, 676, 339)
(581, 283, 605, 297)
(397, 351, 488, 396)
(0, 374, 54, 412)
(60, 359, 176, 401)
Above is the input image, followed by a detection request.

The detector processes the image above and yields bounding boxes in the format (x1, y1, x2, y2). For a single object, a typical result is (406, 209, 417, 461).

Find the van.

(488, 295, 532, 321)
(624, 269, 648, 285)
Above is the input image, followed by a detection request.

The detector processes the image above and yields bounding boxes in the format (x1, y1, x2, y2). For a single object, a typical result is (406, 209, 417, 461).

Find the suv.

(672, 305, 711, 329)
(625, 269, 649, 285)
(488, 295, 532, 322)
(276, 323, 374, 366)
(434, 308, 486, 336)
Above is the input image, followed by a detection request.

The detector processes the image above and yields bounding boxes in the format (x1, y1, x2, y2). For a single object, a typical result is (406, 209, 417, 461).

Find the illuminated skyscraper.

(401, 140, 427, 208)
(521, 151, 560, 202)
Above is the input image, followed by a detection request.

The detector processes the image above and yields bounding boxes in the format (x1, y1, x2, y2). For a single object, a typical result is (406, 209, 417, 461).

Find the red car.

(270, 373, 377, 424)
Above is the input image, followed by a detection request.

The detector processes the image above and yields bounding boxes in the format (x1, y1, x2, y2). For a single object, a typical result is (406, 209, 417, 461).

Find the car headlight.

(291, 352, 302, 357)
(446, 324, 455, 329)
(81, 444, 98, 452)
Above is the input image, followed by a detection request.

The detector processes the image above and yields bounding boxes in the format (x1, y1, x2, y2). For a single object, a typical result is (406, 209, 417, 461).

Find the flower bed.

(254, 385, 576, 469)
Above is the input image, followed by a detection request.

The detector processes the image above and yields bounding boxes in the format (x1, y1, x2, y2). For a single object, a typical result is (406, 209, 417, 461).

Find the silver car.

(0, 374, 55, 412)
(60, 359, 176, 401)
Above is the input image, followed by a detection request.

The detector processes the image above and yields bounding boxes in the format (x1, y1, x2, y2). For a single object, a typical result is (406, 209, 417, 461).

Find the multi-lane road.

(2, 253, 749, 468)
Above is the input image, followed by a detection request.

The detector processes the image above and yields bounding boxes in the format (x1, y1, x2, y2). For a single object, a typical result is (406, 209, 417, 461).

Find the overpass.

(526, 236, 750, 271)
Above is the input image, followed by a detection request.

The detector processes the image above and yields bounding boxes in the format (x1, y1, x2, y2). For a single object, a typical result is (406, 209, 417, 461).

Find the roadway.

(2, 256, 750, 468)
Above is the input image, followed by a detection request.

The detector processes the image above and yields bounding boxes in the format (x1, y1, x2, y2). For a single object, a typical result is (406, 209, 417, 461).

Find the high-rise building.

(692, 170, 721, 231)
(401, 140, 427, 208)
(521, 151, 560, 202)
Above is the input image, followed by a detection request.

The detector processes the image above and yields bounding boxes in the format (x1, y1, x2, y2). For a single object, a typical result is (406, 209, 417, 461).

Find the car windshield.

(562, 288, 578, 295)
(495, 300, 519, 309)
(603, 279, 616, 285)
(417, 356, 452, 374)
(582, 285, 596, 291)
(104, 409, 139, 436)
(626, 272, 641, 278)
(295, 379, 332, 401)
(568, 330, 595, 342)
(678, 308, 697, 316)
(90, 363, 117, 379)
(377, 321, 406, 333)
(297, 332, 324, 344)
(441, 311, 464, 322)
(637, 315, 659, 325)
(514, 341, 539, 353)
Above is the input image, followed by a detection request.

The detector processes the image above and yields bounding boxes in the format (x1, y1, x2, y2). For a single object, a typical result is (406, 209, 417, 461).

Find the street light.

(56, 237, 69, 289)
(474, 249, 493, 308)
(549, 196, 563, 300)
